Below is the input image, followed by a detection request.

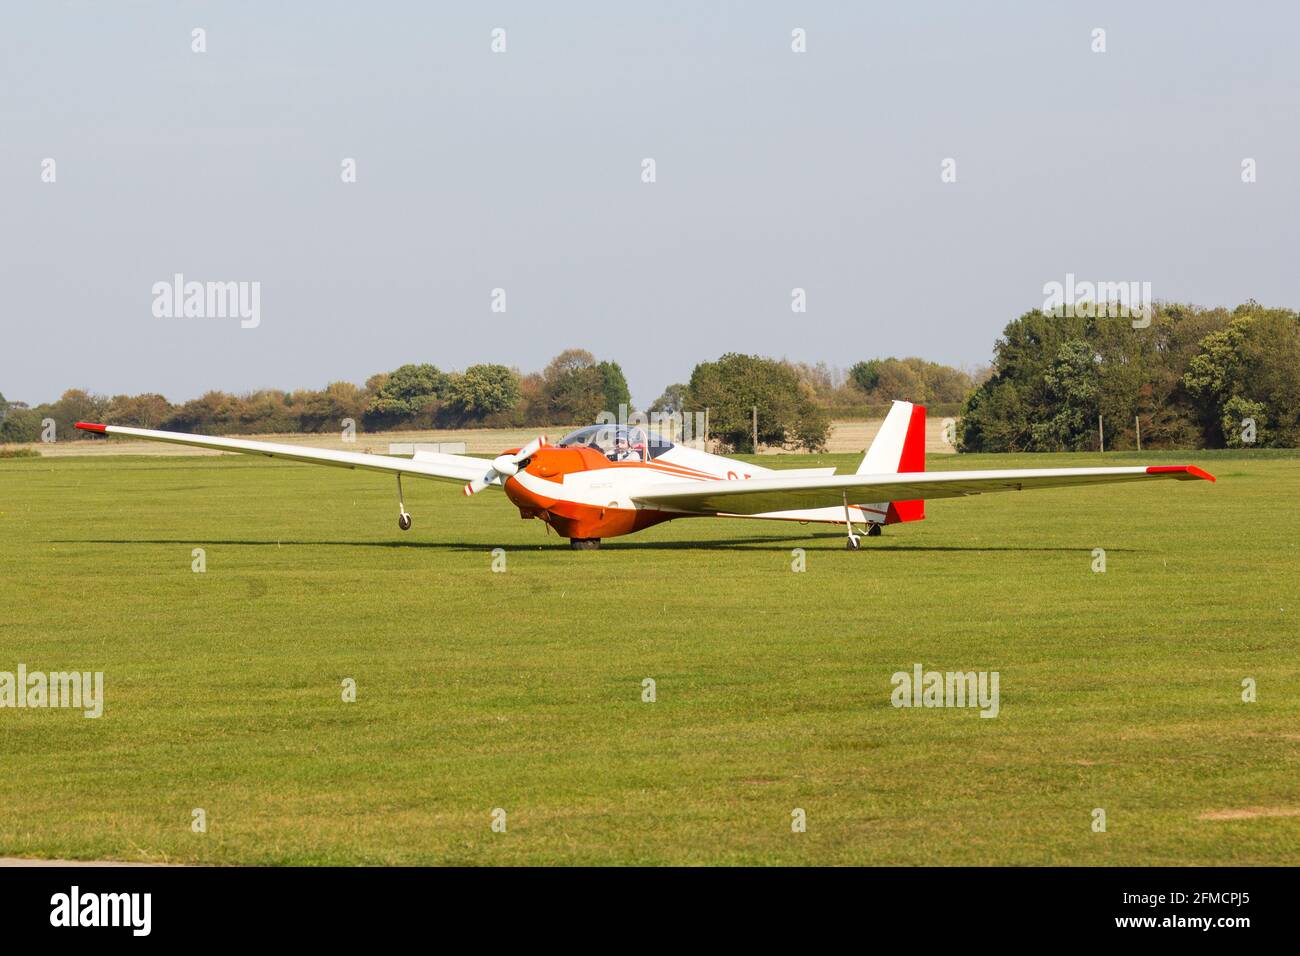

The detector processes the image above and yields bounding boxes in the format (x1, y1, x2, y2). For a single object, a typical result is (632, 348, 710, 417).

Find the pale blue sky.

(3, 1, 1297, 407)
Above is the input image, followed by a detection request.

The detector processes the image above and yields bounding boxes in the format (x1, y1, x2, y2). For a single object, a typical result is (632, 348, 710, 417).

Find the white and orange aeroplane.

(75, 402, 1214, 549)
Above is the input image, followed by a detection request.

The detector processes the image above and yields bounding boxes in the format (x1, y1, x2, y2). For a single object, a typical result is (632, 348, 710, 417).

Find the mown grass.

(0, 447, 1296, 865)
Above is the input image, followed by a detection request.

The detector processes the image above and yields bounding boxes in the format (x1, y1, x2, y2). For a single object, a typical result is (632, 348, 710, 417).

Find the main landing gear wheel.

(841, 492, 864, 550)
(398, 512, 413, 531)
(867, 524, 881, 537)
(569, 538, 601, 550)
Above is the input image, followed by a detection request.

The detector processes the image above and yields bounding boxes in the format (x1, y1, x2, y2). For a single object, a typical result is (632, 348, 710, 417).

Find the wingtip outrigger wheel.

(396, 474, 413, 531)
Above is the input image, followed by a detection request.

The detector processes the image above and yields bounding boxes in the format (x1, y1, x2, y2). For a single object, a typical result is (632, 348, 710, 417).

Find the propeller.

(463, 435, 547, 496)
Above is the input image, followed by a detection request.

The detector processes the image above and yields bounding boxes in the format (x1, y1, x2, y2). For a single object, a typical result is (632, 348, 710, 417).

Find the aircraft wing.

(74, 423, 495, 486)
(631, 465, 1215, 516)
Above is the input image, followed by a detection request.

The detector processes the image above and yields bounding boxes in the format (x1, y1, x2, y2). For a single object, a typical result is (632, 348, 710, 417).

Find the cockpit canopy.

(556, 424, 674, 461)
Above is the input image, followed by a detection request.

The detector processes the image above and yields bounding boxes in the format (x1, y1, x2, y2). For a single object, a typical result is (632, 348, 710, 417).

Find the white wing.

(632, 465, 1215, 515)
(75, 422, 495, 486)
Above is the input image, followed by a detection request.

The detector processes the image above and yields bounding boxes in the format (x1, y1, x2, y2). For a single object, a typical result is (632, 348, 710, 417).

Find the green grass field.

(1, 448, 1297, 865)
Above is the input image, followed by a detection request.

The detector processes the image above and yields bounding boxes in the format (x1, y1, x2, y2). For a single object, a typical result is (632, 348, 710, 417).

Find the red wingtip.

(1146, 465, 1216, 482)
(75, 422, 107, 433)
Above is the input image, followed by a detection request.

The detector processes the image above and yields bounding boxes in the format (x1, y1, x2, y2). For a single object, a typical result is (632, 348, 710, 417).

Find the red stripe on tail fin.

(885, 404, 926, 523)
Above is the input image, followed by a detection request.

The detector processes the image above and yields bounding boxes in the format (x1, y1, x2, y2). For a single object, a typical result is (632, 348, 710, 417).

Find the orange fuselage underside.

(502, 446, 679, 539)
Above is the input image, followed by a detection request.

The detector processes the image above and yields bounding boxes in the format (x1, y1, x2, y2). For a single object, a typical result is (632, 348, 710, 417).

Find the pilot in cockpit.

(608, 432, 642, 462)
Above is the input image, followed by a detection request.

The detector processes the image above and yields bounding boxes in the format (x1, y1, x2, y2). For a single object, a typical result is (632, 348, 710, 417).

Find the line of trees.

(647, 357, 980, 452)
(5, 301, 1297, 451)
(1, 348, 973, 453)
(958, 301, 1300, 451)
(0, 348, 634, 444)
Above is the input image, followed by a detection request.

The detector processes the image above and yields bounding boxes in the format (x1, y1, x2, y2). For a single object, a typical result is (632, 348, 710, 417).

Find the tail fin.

(857, 400, 926, 523)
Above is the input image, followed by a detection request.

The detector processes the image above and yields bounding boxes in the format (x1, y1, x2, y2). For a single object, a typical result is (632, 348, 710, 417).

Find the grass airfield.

(0, 447, 1297, 865)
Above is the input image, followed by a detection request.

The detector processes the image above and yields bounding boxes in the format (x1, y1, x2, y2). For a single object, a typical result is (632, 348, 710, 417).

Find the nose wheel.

(396, 474, 413, 531)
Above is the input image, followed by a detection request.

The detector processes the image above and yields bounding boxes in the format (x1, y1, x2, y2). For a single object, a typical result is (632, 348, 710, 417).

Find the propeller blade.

(463, 471, 494, 496)
(463, 435, 546, 496)
(517, 435, 547, 460)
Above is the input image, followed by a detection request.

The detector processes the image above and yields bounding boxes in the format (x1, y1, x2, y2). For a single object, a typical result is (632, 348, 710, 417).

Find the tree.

(790, 383, 831, 451)
(958, 304, 1243, 452)
(872, 360, 927, 403)
(1222, 396, 1267, 448)
(541, 349, 609, 423)
(848, 357, 974, 405)
(444, 364, 522, 421)
(849, 360, 881, 395)
(649, 383, 688, 415)
(46, 389, 107, 440)
(365, 364, 448, 426)
(292, 381, 365, 433)
(105, 393, 173, 429)
(686, 353, 830, 452)
(1029, 340, 1101, 450)
(924, 363, 977, 404)
(597, 361, 631, 415)
(1183, 307, 1300, 447)
(786, 361, 841, 403)
(232, 390, 296, 434)
(958, 379, 1029, 452)
(164, 391, 236, 433)
(0, 393, 42, 444)
(514, 372, 548, 426)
